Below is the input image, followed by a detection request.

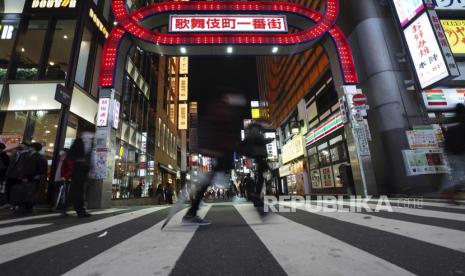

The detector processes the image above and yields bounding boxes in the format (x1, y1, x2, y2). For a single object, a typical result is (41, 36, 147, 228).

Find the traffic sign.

(352, 93, 367, 106)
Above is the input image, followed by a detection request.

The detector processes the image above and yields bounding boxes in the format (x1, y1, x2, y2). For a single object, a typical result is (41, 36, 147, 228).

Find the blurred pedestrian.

(164, 184, 173, 204)
(441, 104, 465, 205)
(0, 143, 10, 205)
(183, 91, 248, 225)
(66, 131, 94, 217)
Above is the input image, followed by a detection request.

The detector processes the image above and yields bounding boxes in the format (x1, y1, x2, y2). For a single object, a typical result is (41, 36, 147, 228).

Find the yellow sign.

(251, 108, 260, 119)
(282, 135, 304, 164)
(32, 0, 77, 8)
(441, 20, 465, 55)
(89, 8, 109, 38)
(179, 77, 188, 101)
(178, 103, 188, 130)
(180, 57, 189, 75)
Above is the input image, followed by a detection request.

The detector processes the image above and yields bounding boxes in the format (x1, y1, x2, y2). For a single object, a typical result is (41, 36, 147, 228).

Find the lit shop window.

(46, 20, 76, 80)
(15, 20, 48, 80)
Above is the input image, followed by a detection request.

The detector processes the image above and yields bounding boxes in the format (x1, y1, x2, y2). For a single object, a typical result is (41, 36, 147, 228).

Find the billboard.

(392, 0, 425, 27)
(441, 20, 465, 55)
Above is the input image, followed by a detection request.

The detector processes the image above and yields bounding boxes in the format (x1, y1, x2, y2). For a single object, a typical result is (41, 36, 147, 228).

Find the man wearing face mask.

(66, 131, 94, 217)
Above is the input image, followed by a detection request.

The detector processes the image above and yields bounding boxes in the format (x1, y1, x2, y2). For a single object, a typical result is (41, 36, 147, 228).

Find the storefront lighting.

(226, 46, 233, 54)
(63, 35, 68, 39)
(45, 130, 51, 134)
(272, 46, 279, 53)
(21, 47, 25, 52)
(54, 125, 58, 128)
(180, 47, 186, 54)
(49, 62, 55, 66)
(113, 21, 118, 26)
(49, 143, 54, 147)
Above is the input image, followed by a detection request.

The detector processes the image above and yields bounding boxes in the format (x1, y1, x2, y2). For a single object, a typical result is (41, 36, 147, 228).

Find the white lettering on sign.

(0, 25, 14, 40)
(89, 8, 109, 39)
(32, 0, 77, 9)
(97, 98, 110, 127)
(169, 15, 287, 33)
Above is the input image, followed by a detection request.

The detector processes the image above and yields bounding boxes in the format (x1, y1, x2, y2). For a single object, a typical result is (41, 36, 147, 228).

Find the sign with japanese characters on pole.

(169, 15, 288, 33)
(441, 20, 465, 55)
(403, 11, 459, 89)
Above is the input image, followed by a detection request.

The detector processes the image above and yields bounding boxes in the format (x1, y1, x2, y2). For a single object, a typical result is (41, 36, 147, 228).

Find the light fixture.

(290, 119, 304, 135)
(49, 61, 55, 66)
(180, 47, 186, 54)
(21, 47, 25, 52)
(113, 21, 118, 26)
(63, 35, 68, 39)
(45, 130, 51, 134)
(226, 46, 233, 54)
(272, 47, 279, 53)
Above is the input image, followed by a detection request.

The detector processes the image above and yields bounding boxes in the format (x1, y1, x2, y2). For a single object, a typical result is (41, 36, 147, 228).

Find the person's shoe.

(77, 212, 92, 218)
(182, 215, 211, 225)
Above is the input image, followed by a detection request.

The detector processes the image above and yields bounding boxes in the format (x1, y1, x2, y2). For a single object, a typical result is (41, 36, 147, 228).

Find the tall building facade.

(258, 0, 465, 196)
(0, 0, 186, 206)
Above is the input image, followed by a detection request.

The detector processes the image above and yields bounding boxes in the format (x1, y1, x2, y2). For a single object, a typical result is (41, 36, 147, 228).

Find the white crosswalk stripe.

(0, 206, 168, 264)
(63, 204, 211, 276)
(316, 199, 465, 222)
(235, 204, 414, 276)
(280, 201, 465, 253)
(0, 208, 127, 226)
(0, 201, 464, 276)
(0, 223, 52, 236)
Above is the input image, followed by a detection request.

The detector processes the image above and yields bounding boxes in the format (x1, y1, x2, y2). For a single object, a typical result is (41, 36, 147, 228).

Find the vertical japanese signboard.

(179, 57, 189, 75)
(179, 77, 188, 101)
(97, 98, 110, 127)
(178, 103, 188, 130)
(112, 100, 120, 129)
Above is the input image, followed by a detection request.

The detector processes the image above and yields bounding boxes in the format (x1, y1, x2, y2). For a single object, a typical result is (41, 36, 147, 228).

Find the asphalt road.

(0, 199, 464, 275)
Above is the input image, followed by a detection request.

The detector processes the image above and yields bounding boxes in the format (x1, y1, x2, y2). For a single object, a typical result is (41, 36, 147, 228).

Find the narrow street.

(0, 199, 465, 275)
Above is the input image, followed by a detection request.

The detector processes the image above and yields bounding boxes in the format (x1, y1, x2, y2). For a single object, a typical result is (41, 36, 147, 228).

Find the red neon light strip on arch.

(99, 0, 358, 86)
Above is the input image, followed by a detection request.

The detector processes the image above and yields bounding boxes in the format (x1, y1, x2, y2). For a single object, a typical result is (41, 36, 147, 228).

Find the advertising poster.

(406, 130, 438, 149)
(320, 166, 334, 188)
(0, 134, 22, 146)
(310, 169, 322, 189)
(402, 148, 448, 176)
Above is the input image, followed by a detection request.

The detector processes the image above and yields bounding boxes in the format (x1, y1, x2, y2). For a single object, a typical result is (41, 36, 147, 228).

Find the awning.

(159, 163, 177, 175)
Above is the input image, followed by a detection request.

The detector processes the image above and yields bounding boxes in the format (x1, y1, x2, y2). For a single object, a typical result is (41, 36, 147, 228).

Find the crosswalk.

(0, 200, 464, 275)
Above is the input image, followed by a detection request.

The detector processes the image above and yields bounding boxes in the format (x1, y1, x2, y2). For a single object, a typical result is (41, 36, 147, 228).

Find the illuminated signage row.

(179, 57, 188, 75)
(32, 0, 77, 9)
(89, 8, 109, 39)
(305, 113, 344, 147)
(422, 88, 465, 110)
(169, 15, 288, 33)
(178, 103, 188, 130)
(179, 77, 188, 101)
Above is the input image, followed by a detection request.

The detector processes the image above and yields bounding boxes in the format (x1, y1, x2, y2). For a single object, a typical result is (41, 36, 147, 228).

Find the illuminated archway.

(98, 0, 358, 88)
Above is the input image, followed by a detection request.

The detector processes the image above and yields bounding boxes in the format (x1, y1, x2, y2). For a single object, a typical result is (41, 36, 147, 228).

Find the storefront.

(305, 112, 353, 195)
(279, 134, 309, 196)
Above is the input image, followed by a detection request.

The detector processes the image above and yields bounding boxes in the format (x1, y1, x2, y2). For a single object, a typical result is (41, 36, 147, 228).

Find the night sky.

(189, 56, 259, 147)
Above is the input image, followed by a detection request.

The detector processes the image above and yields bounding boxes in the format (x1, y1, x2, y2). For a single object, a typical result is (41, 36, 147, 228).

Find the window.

(317, 142, 331, 167)
(75, 27, 92, 88)
(46, 20, 76, 80)
(0, 19, 19, 80)
(0, 111, 28, 141)
(15, 20, 48, 80)
(90, 43, 103, 98)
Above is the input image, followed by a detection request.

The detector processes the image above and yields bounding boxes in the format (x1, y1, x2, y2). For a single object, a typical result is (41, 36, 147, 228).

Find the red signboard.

(352, 94, 367, 106)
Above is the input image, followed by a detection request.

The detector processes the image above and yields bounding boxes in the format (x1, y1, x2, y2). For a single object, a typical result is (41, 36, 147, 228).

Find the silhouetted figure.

(442, 104, 465, 205)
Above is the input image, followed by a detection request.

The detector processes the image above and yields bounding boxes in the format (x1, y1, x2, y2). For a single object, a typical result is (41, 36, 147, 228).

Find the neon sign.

(99, 1, 359, 87)
(31, 0, 77, 9)
(169, 15, 287, 33)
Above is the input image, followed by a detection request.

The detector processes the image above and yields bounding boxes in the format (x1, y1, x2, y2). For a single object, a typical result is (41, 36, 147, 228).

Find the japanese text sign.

(178, 103, 188, 130)
(97, 98, 110, 127)
(113, 100, 120, 129)
(404, 12, 452, 88)
(169, 15, 287, 33)
(441, 20, 465, 55)
(179, 77, 188, 101)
